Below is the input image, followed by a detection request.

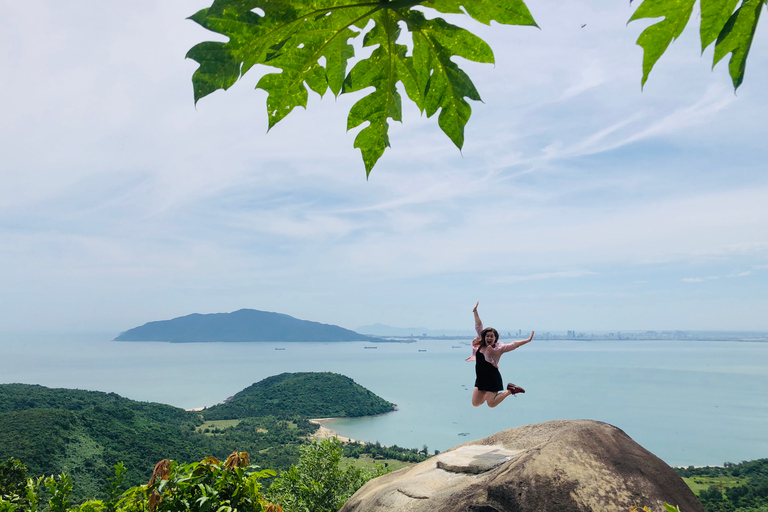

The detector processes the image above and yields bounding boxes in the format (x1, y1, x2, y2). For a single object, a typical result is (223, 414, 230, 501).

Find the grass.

(195, 419, 242, 434)
(341, 455, 414, 473)
(683, 475, 748, 495)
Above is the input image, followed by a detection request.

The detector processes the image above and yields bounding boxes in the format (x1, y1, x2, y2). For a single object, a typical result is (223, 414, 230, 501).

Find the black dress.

(475, 348, 503, 392)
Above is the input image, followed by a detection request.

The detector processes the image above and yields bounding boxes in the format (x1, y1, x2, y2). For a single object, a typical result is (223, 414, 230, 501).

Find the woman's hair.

(479, 327, 500, 347)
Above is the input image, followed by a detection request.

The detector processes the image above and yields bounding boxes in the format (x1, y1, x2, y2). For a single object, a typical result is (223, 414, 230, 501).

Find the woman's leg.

(473, 388, 512, 407)
(486, 389, 512, 408)
(472, 387, 492, 407)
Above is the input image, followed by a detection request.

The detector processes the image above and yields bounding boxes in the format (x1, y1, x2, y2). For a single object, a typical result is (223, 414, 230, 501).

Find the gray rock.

(339, 419, 704, 512)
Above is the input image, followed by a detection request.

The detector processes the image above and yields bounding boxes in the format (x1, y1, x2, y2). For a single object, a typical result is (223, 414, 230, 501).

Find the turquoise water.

(1, 332, 766, 467)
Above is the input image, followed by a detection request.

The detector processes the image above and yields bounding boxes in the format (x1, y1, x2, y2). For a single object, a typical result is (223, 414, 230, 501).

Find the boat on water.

(418, 349, 427, 352)
(275, 348, 286, 350)
(364, 346, 377, 349)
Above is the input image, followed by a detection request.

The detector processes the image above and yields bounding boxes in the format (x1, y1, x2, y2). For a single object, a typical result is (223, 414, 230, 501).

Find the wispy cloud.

(494, 270, 597, 284)
(1, 0, 767, 331)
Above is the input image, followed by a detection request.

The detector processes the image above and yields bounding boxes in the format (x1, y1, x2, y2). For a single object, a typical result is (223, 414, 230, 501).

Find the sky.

(1, 0, 767, 335)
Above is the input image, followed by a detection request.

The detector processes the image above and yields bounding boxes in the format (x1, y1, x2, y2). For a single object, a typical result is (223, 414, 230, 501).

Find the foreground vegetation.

(0, 376, 421, 503)
(0, 438, 384, 512)
(676, 459, 768, 512)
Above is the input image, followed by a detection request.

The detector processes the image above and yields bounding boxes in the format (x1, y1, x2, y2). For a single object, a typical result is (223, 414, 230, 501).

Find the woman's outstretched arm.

(495, 331, 535, 356)
(473, 301, 483, 336)
(514, 332, 535, 349)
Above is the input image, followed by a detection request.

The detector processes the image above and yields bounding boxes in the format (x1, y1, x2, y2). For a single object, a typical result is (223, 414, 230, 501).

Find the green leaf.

(255, 3, 369, 128)
(187, 0, 537, 176)
(343, 11, 405, 176)
(404, 11, 492, 150)
(700, 0, 740, 50)
(713, 0, 764, 89)
(628, 0, 697, 87)
(424, 0, 538, 26)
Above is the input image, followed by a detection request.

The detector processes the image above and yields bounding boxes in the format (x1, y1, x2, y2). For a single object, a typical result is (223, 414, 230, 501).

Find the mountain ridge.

(114, 308, 378, 342)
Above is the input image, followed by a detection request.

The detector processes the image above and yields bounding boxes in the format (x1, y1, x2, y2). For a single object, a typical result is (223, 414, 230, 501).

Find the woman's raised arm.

(516, 331, 534, 348)
(473, 301, 483, 336)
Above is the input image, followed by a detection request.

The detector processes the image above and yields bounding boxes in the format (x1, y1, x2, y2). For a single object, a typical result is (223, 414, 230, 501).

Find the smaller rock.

(436, 445, 522, 474)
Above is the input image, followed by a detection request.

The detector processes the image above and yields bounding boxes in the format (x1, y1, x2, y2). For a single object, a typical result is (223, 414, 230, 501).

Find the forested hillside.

(202, 372, 396, 420)
(0, 373, 394, 500)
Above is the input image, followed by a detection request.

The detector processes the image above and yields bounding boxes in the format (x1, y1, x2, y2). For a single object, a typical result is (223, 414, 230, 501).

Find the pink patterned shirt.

(465, 322, 521, 368)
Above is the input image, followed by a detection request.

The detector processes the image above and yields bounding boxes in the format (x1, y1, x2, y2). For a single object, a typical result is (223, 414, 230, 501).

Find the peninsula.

(114, 308, 378, 342)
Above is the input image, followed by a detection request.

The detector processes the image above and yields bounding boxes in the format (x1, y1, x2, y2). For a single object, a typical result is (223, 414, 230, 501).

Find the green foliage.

(45, 473, 74, 512)
(341, 440, 430, 463)
(103, 464, 126, 512)
(186, 0, 537, 176)
(629, 0, 765, 89)
(0, 401, 208, 501)
(202, 372, 395, 420)
(676, 459, 768, 512)
(0, 459, 28, 500)
(266, 438, 386, 512)
(206, 416, 318, 471)
(0, 377, 398, 503)
(0, 473, 74, 512)
(186, 0, 765, 176)
(1, 456, 280, 512)
(117, 454, 278, 512)
(0, 500, 21, 512)
(0, 385, 195, 425)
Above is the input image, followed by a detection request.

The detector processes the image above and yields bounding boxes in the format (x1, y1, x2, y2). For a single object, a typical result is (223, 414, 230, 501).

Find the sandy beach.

(309, 418, 360, 444)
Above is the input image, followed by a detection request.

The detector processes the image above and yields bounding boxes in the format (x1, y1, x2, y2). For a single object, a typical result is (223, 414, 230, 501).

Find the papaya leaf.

(343, 11, 406, 176)
(422, 0, 538, 27)
(700, 0, 740, 50)
(629, 0, 766, 90)
(628, 0, 697, 87)
(713, 0, 764, 89)
(403, 11, 493, 150)
(186, 0, 538, 176)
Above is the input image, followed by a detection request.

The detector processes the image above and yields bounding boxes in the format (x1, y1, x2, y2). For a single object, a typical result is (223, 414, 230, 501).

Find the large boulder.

(340, 420, 703, 512)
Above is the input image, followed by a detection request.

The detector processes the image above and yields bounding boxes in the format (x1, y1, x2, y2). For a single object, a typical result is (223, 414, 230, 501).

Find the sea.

(1, 332, 767, 468)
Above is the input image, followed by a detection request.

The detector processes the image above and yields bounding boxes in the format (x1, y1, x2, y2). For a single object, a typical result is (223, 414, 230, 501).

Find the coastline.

(309, 418, 361, 444)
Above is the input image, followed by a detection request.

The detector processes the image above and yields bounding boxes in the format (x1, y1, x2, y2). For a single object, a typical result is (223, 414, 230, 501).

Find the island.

(201, 372, 396, 420)
(114, 308, 379, 342)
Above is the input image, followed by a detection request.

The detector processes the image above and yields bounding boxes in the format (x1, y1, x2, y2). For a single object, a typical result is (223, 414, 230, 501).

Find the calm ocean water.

(1, 332, 766, 467)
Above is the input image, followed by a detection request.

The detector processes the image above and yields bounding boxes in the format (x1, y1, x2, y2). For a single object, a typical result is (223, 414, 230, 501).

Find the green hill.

(0, 385, 211, 499)
(114, 308, 378, 342)
(0, 375, 394, 500)
(202, 372, 396, 420)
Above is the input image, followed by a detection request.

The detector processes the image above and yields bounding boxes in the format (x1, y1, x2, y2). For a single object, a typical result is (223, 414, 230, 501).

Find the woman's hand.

(526, 331, 534, 342)
(472, 301, 478, 312)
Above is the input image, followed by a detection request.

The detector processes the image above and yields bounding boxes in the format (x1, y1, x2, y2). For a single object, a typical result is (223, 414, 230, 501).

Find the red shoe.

(507, 383, 525, 395)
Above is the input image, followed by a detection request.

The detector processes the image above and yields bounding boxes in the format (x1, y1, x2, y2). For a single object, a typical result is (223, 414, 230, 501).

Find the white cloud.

(1, 0, 768, 331)
(494, 270, 598, 284)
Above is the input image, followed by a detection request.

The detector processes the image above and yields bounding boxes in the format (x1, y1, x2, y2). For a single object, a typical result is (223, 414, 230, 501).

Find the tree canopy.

(187, 0, 765, 176)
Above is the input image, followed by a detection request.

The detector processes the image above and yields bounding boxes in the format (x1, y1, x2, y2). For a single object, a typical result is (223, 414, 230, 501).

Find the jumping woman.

(470, 301, 534, 408)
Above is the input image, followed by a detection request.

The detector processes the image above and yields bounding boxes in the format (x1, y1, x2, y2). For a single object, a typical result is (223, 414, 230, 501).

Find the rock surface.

(339, 419, 704, 512)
